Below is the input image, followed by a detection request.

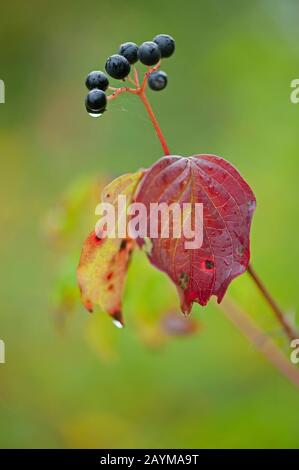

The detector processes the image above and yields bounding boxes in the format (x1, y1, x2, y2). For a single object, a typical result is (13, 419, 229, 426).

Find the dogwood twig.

(219, 296, 299, 389)
(247, 263, 298, 341)
(107, 63, 169, 155)
(107, 87, 138, 102)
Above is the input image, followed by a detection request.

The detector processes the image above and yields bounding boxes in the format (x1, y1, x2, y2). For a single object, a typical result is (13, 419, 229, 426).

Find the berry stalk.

(138, 90, 170, 156)
(106, 65, 170, 156)
(132, 65, 140, 88)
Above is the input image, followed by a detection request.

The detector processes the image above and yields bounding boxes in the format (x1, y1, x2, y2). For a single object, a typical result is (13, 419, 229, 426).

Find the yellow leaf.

(77, 171, 143, 325)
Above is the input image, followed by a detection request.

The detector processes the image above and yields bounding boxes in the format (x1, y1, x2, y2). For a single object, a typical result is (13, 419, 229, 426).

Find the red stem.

(132, 65, 140, 88)
(247, 263, 298, 341)
(138, 91, 170, 156)
(107, 87, 137, 101)
(107, 64, 170, 156)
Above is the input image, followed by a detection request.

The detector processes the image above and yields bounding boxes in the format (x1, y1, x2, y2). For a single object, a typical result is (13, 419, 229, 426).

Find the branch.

(219, 296, 299, 390)
(107, 86, 138, 102)
(140, 62, 161, 93)
(107, 64, 170, 155)
(132, 65, 140, 88)
(247, 263, 298, 341)
(138, 91, 170, 156)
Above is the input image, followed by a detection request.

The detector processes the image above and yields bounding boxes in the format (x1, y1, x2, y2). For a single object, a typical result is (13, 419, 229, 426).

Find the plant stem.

(138, 91, 170, 156)
(247, 263, 298, 341)
(107, 64, 170, 155)
(219, 296, 299, 390)
(140, 62, 161, 93)
(107, 86, 137, 102)
(132, 65, 140, 88)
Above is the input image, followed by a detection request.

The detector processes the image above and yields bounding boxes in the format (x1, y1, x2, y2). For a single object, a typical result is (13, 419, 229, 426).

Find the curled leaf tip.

(111, 310, 125, 327)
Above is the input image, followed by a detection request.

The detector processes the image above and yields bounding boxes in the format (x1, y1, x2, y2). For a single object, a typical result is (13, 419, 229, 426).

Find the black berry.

(105, 54, 131, 79)
(85, 71, 109, 91)
(138, 41, 161, 66)
(85, 89, 107, 113)
(119, 42, 139, 64)
(153, 34, 175, 58)
(148, 70, 168, 91)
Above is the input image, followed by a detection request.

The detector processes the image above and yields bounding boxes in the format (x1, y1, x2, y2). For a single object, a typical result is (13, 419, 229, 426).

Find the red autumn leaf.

(134, 154, 256, 313)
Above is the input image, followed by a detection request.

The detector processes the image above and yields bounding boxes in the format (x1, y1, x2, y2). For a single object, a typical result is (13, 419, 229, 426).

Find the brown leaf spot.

(205, 260, 214, 270)
(119, 239, 127, 251)
(179, 272, 189, 290)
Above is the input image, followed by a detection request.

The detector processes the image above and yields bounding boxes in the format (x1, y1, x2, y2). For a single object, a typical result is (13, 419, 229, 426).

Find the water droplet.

(247, 200, 255, 211)
(112, 319, 124, 329)
(88, 112, 102, 118)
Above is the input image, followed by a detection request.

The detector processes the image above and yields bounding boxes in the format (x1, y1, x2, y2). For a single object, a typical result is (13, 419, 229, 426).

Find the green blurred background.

(1, 0, 299, 449)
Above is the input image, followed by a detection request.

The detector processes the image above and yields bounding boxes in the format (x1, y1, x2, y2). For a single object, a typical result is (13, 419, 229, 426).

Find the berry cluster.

(84, 34, 175, 116)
